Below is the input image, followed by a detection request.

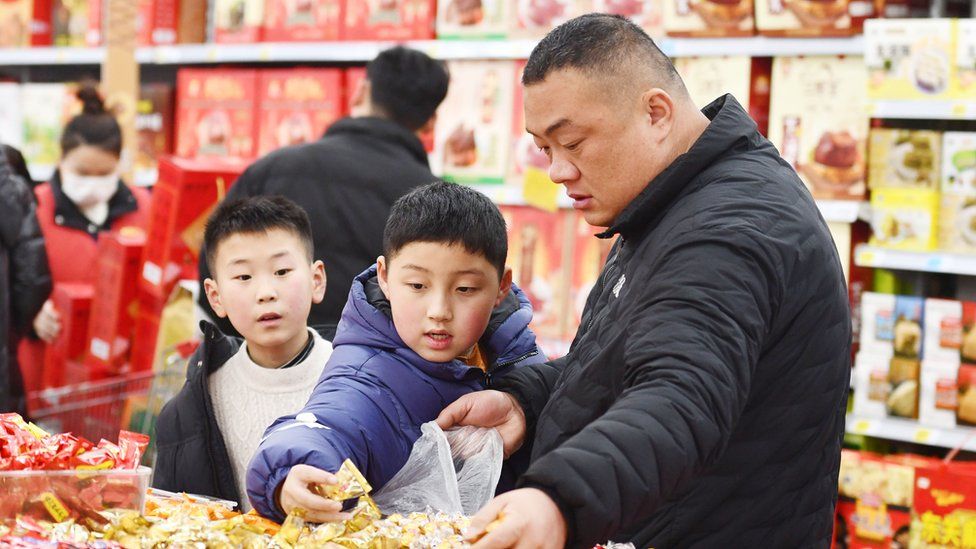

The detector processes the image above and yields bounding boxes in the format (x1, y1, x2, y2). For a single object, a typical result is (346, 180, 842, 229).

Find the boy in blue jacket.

(247, 181, 546, 522)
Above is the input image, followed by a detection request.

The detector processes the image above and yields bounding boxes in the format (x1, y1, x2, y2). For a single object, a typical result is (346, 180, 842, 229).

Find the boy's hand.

(278, 465, 353, 523)
(436, 390, 526, 458)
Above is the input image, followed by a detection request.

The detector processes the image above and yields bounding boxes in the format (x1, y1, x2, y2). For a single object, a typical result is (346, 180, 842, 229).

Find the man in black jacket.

(438, 14, 851, 549)
(198, 46, 448, 340)
(0, 148, 51, 415)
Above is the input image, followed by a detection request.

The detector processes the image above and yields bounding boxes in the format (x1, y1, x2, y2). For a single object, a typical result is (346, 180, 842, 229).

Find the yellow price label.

(858, 251, 876, 265)
(522, 166, 559, 213)
(852, 420, 871, 434)
(866, 103, 877, 115)
(952, 103, 966, 116)
(41, 492, 70, 522)
(258, 46, 272, 61)
(207, 47, 219, 62)
(913, 428, 931, 443)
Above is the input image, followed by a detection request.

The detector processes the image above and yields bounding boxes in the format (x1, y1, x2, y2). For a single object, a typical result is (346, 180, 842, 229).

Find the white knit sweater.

(208, 329, 331, 510)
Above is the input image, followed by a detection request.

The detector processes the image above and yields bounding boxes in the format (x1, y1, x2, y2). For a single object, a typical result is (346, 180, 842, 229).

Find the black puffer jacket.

(0, 152, 51, 414)
(198, 117, 437, 340)
(495, 95, 851, 548)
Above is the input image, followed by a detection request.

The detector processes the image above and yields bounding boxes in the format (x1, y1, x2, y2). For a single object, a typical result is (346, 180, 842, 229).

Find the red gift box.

(212, 0, 263, 43)
(86, 0, 102, 46)
(129, 300, 163, 374)
(29, 0, 53, 46)
(150, 0, 206, 45)
(176, 68, 259, 161)
(84, 231, 147, 378)
(140, 155, 245, 303)
(135, 83, 175, 187)
(342, 0, 435, 40)
(0, 0, 50, 47)
(42, 284, 94, 389)
(263, 0, 343, 42)
(257, 68, 344, 157)
(343, 66, 367, 116)
(911, 462, 976, 548)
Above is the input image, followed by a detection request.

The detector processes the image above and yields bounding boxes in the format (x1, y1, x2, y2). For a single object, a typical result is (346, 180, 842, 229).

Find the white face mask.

(60, 170, 119, 208)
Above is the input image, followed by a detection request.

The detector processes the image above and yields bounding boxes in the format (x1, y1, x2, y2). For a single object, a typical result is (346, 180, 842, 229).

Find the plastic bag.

(372, 422, 503, 516)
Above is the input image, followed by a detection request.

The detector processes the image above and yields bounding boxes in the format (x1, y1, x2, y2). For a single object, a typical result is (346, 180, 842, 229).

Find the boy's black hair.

(367, 46, 449, 132)
(61, 84, 123, 157)
(522, 13, 680, 89)
(204, 195, 315, 275)
(384, 182, 508, 279)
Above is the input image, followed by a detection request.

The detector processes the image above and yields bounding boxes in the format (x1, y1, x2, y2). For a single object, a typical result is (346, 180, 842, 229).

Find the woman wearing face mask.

(17, 84, 150, 388)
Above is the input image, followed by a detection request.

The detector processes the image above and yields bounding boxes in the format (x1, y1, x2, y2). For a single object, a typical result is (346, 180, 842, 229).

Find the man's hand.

(277, 464, 352, 523)
(33, 300, 61, 343)
(465, 488, 567, 549)
(436, 390, 527, 458)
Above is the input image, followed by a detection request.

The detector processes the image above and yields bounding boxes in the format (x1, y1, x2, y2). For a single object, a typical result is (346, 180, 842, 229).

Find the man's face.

(524, 68, 666, 228)
(378, 242, 512, 363)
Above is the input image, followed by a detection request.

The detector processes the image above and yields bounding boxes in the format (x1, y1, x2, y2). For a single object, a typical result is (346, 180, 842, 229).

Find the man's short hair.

(522, 13, 681, 90)
(368, 46, 450, 131)
(383, 181, 508, 279)
(204, 195, 315, 275)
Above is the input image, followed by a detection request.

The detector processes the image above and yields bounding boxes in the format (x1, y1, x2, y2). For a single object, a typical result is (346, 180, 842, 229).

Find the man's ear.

(311, 260, 327, 304)
(350, 78, 371, 116)
(204, 278, 228, 318)
(376, 256, 391, 299)
(496, 267, 513, 307)
(641, 88, 675, 142)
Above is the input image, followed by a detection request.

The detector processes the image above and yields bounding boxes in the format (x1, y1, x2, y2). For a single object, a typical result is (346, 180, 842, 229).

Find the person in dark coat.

(247, 183, 546, 523)
(198, 46, 449, 341)
(437, 14, 851, 549)
(0, 148, 51, 415)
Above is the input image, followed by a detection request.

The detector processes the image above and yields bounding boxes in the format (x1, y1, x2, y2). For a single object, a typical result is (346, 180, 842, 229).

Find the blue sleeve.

(245, 371, 412, 522)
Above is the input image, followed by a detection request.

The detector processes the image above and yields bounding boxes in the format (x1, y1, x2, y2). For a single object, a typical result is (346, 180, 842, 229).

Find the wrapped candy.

(313, 459, 373, 501)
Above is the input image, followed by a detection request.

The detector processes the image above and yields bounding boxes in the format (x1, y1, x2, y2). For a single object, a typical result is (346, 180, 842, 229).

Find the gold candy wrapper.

(313, 459, 373, 501)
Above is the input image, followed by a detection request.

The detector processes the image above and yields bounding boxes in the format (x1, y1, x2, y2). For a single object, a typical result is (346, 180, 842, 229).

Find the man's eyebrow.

(527, 118, 573, 138)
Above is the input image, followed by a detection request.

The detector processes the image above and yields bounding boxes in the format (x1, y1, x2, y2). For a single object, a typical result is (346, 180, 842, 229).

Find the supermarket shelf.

(847, 415, 976, 452)
(868, 99, 976, 121)
(0, 36, 866, 66)
(854, 245, 976, 276)
(816, 200, 867, 224)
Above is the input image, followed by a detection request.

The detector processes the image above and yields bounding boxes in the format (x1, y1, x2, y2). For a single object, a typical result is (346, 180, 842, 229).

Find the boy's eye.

(235, 274, 251, 281)
(407, 283, 425, 290)
(275, 269, 292, 277)
(457, 286, 478, 294)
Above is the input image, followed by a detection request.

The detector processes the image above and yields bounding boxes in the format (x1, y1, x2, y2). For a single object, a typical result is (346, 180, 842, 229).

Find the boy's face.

(204, 229, 326, 367)
(377, 242, 512, 364)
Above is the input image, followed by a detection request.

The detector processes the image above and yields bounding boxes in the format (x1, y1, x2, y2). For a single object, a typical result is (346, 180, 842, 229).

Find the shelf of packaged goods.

(0, 36, 866, 66)
(816, 200, 868, 224)
(847, 415, 976, 452)
(868, 100, 976, 121)
(854, 245, 976, 276)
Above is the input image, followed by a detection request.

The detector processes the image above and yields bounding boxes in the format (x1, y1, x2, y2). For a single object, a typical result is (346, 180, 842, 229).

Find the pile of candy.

(0, 414, 147, 472)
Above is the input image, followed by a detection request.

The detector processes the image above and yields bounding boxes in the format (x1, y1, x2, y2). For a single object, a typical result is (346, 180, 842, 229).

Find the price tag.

(913, 428, 932, 443)
(258, 45, 272, 61)
(206, 46, 219, 62)
(857, 250, 876, 266)
(852, 419, 872, 434)
(952, 103, 967, 117)
(522, 166, 558, 212)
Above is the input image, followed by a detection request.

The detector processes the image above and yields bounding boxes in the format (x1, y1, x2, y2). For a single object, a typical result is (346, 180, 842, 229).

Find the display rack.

(867, 100, 976, 121)
(847, 415, 976, 453)
(854, 244, 976, 276)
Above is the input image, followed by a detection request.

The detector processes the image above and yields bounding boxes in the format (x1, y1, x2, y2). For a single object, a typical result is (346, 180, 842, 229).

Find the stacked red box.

(212, 0, 264, 43)
(150, 0, 207, 45)
(140, 156, 246, 304)
(84, 230, 147, 378)
(129, 291, 165, 373)
(264, 0, 342, 42)
(257, 68, 344, 157)
(30, 0, 53, 45)
(86, 0, 103, 46)
(176, 68, 260, 161)
(343, 67, 367, 116)
(42, 283, 94, 388)
(343, 0, 435, 40)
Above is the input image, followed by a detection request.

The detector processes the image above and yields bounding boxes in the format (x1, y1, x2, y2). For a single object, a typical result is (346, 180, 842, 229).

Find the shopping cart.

(26, 370, 157, 442)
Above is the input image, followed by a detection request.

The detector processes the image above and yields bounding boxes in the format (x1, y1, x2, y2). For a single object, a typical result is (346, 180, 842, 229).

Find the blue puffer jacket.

(247, 266, 545, 521)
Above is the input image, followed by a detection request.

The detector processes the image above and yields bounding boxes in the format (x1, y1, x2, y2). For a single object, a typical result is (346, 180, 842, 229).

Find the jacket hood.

(332, 265, 539, 382)
(324, 117, 429, 168)
(602, 94, 763, 241)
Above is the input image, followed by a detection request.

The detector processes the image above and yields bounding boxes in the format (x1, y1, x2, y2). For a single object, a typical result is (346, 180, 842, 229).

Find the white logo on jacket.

(612, 274, 626, 298)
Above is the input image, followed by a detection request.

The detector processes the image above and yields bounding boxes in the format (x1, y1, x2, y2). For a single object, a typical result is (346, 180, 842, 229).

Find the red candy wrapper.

(117, 431, 149, 470)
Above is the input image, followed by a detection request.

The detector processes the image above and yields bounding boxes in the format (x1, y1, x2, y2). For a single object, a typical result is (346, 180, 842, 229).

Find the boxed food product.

(264, 0, 342, 42)
(0, 83, 23, 149)
(434, 61, 515, 185)
(938, 132, 976, 252)
(343, 0, 435, 40)
(42, 283, 94, 389)
(860, 291, 896, 356)
(20, 83, 76, 185)
(953, 19, 976, 99)
(84, 230, 146, 378)
(592, 0, 663, 38)
(662, 0, 753, 37)
(509, 60, 550, 194)
(869, 187, 940, 251)
(957, 363, 976, 426)
(568, 213, 615, 331)
(52, 0, 90, 46)
(673, 56, 753, 111)
(343, 66, 366, 116)
(868, 129, 942, 191)
(865, 19, 955, 102)
(0, 0, 33, 46)
(85, 0, 101, 46)
(911, 463, 976, 549)
(500, 206, 570, 339)
(922, 297, 962, 362)
(835, 451, 914, 548)
(768, 55, 868, 200)
(136, 0, 152, 45)
(257, 68, 343, 158)
(918, 358, 959, 429)
(175, 68, 259, 160)
(129, 292, 164, 374)
(435, 0, 509, 38)
(754, 0, 851, 36)
(30, 0, 53, 45)
(134, 83, 174, 187)
(509, 0, 589, 39)
(151, 0, 207, 44)
(213, 0, 264, 43)
(141, 156, 245, 303)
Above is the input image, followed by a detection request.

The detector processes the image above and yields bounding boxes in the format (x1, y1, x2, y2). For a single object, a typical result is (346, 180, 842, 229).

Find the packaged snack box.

(869, 187, 940, 251)
(175, 68, 259, 160)
(509, 0, 590, 39)
(592, 0, 662, 37)
(918, 358, 959, 429)
(938, 132, 976, 252)
(662, 0, 754, 37)
(42, 283, 94, 389)
(0, 0, 34, 46)
(52, 0, 90, 46)
(952, 19, 976, 99)
(673, 56, 753, 111)
(151, 0, 207, 44)
(860, 292, 897, 356)
(868, 128, 942, 191)
(134, 83, 174, 187)
(435, 0, 509, 38)
(835, 451, 915, 548)
(213, 0, 264, 43)
(754, 0, 852, 37)
(768, 56, 868, 200)
(911, 462, 976, 548)
(865, 18, 955, 102)
(20, 83, 75, 183)
(257, 68, 343, 157)
(568, 213, 615, 333)
(923, 297, 963, 363)
(264, 0, 342, 42)
(343, 0, 435, 40)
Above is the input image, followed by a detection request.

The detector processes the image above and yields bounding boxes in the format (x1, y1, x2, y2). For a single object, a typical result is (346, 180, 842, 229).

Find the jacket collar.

(324, 116, 430, 168)
(334, 265, 538, 382)
(186, 321, 243, 381)
(49, 170, 139, 237)
(601, 94, 759, 241)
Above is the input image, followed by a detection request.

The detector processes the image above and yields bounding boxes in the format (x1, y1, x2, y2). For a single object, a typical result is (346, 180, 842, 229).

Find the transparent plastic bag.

(372, 422, 503, 516)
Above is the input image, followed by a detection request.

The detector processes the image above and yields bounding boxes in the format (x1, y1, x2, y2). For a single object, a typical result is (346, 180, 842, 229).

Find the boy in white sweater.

(153, 196, 332, 510)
